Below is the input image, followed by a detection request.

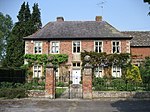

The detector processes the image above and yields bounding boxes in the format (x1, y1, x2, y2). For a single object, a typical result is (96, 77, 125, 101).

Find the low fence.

(0, 68, 25, 83)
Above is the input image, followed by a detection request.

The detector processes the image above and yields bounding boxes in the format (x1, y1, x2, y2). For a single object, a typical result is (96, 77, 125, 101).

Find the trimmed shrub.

(56, 82, 65, 87)
(0, 88, 27, 99)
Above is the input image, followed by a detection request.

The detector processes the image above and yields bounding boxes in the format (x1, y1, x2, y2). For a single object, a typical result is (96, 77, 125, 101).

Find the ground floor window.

(72, 62, 80, 68)
(33, 65, 42, 78)
(94, 67, 103, 78)
(112, 66, 122, 78)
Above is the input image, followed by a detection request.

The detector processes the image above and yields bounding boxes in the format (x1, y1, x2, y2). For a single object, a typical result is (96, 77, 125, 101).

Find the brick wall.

(131, 47, 150, 59)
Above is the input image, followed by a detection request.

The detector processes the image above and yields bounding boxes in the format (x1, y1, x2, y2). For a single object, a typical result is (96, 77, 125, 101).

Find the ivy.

(23, 54, 68, 77)
(24, 54, 68, 67)
(81, 51, 131, 68)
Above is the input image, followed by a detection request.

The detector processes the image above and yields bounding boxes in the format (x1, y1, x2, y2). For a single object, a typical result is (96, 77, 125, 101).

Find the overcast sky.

(0, 0, 150, 31)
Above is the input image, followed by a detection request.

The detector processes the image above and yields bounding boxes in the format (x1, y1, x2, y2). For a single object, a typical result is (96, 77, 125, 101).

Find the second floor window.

(112, 41, 120, 53)
(51, 41, 59, 53)
(95, 41, 102, 53)
(34, 41, 42, 54)
(73, 41, 80, 53)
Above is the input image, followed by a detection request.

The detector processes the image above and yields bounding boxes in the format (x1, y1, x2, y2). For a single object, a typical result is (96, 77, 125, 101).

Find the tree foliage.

(144, 0, 150, 4)
(144, 0, 150, 15)
(5, 2, 42, 67)
(140, 57, 150, 83)
(0, 12, 13, 65)
(31, 3, 42, 32)
(126, 64, 142, 83)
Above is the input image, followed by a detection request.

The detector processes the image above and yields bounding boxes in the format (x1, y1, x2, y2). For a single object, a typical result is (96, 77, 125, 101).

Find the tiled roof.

(122, 31, 150, 47)
(24, 21, 131, 40)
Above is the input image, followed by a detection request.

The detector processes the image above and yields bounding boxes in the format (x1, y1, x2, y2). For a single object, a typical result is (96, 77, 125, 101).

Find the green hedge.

(92, 77, 150, 91)
(0, 88, 27, 99)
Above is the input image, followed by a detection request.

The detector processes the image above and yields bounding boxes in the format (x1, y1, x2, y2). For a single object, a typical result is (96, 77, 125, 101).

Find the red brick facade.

(131, 47, 150, 59)
(25, 39, 130, 79)
(131, 47, 150, 65)
(25, 39, 130, 63)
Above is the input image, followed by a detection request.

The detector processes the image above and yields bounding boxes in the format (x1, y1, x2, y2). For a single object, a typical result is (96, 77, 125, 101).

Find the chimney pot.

(95, 16, 102, 21)
(57, 17, 64, 22)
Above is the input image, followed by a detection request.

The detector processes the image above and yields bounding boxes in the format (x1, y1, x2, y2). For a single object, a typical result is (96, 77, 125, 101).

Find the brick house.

(24, 16, 132, 84)
(122, 31, 150, 66)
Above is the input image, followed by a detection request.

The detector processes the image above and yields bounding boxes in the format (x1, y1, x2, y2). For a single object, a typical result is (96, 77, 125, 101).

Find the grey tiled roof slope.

(24, 21, 131, 39)
(122, 31, 150, 47)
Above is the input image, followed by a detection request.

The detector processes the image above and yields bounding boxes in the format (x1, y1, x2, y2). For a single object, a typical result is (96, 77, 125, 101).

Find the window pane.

(95, 47, 98, 52)
(117, 47, 119, 53)
(95, 42, 98, 45)
(113, 42, 115, 46)
(99, 47, 101, 52)
(113, 47, 116, 53)
(73, 63, 76, 67)
(99, 42, 102, 46)
(73, 47, 76, 52)
(77, 63, 80, 67)
(56, 47, 59, 53)
(77, 47, 80, 52)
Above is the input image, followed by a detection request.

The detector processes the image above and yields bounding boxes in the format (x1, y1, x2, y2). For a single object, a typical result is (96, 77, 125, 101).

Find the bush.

(56, 82, 65, 87)
(0, 88, 27, 99)
(92, 77, 107, 91)
(111, 79, 126, 91)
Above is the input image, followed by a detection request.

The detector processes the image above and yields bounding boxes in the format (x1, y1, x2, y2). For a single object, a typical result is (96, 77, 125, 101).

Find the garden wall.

(93, 91, 150, 99)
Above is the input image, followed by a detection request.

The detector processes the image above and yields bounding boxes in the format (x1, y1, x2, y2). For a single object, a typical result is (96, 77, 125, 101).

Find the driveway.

(0, 98, 150, 112)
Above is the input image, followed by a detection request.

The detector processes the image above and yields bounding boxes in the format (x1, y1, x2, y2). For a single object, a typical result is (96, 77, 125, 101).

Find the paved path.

(0, 98, 150, 112)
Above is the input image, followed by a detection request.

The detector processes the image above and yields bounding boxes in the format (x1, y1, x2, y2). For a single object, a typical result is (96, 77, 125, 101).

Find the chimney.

(56, 17, 64, 22)
(95, 16, 102, 21)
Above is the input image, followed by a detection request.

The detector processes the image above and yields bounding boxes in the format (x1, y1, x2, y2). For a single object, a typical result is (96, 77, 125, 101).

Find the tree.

(144, 0, 150, 15)
(144, 0, 150, 4)
(140, 57, 150, 83)
(31, 3, 42, 32)
(0, 12, 13, 66)
(126, 64, 142, 83)
(5, 2, 42, 67)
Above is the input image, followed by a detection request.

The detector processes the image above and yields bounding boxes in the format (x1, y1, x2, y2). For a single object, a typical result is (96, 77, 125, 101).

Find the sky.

(0, 0, 150, 31)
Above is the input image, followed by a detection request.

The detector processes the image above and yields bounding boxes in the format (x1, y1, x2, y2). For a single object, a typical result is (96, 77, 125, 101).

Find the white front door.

(72, 69, 81, 84)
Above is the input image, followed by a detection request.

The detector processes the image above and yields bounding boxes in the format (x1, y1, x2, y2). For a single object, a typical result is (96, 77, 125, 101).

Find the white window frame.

(33, 65, 42, 78)
(34, 41, 42, 54)
(94, 41, 103, 53)
(112, 66, 122, 78)
(50, 41, 60, 54)
(72, 62, 81, 68)
(94, 66, 104, 78)
(72, 41, 81, 54)
(55, 67, 59, 82)
(112, 41, 121, 53)
(25, 41, 28, 54)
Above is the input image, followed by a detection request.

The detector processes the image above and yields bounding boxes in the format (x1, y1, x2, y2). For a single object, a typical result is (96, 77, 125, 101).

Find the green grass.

(55, 88, 66, 98)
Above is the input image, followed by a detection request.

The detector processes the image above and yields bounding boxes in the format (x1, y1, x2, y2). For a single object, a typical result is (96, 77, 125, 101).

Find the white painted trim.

(25, 41, 28, 54)
(72, 41, 81, 54)
(94, 40, 103, 53)
(50, 41, 60, 54)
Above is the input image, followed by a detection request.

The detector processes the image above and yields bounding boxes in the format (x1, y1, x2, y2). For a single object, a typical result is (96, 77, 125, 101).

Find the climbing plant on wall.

(22, 54, 68, 77)
(81, 51, 131, 79)
(81, 51, 131, 68)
